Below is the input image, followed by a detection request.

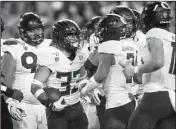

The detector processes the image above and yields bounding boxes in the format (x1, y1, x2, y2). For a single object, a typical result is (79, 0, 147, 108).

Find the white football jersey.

(81, 42, 90, 60)
(1, 39, 6, 58)
(38, 46, 87, 105)
(141, 28, 175, 92)
(121, 37, 142, 88)
(98, 40, 135, 109)
(89, 33, 99, 52)
(134, 30, 147, 62)
(2, 38, 51, 104)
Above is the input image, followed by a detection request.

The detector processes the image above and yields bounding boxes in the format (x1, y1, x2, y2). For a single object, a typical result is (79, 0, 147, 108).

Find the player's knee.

(127, 111, 155, 129)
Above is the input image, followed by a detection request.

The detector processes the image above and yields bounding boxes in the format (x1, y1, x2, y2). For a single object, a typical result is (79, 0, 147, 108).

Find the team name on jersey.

(122, 46, 134, 51)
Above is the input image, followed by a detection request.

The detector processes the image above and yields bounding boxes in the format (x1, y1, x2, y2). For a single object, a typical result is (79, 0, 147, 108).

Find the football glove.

(6, 98, 27, 121)
(91, 88, 105, 106)
(50, 96, 68, 112)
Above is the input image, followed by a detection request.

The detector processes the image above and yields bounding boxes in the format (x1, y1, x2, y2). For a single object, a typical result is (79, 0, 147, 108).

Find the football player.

(31, 19, 88, 129)
(1, 15, 24, 129)
(110, 6, 146, 101)
(124, 2, 175, 129)
(80, 14, 136, 129)
(81, 16, 101, 59)
(1, 12, 49, 129)
(82, 16, 104, 129)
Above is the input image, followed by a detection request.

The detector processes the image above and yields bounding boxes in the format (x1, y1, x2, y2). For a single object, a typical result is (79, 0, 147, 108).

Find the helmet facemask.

(51, 28, 81, 54)
(18, 13, 44, 46)
(141, 2, 173, 33)
(95, 14, 127, 43)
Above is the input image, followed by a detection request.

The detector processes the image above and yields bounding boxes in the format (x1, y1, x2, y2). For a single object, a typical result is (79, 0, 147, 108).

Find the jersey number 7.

(169, 42, 176, 75)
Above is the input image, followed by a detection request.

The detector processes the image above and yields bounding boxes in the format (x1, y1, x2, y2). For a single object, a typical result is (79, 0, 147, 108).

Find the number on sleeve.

(21, 52, 37, 73)
(169, 42, 176, 75)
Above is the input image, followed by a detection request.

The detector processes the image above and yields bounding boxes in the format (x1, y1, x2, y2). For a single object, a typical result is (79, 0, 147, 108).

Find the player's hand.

(6, 98, 27, 121)
(91, 88, 105, 106)
(12, 89, 24, 102)
(78, 80, 89, 91)
(51, 96, 68, 112)
(80, 96, 90, 107)
(123, 65, 135, 78)
(119, 58, 133, 68)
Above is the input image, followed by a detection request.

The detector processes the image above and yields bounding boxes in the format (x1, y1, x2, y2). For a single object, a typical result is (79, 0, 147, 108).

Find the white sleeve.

(136, 50, 142, 66)
(37, 49, 57, 72)
(2, 40, 18, 60)
(98, 41, 122, 55)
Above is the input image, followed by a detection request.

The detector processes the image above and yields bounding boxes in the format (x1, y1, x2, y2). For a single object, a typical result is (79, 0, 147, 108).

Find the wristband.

(1, 85, 14, 97)
(5, 98, 14, 103)
(81, 76, 101, 95)
(32, 79, 43, 88)
(34, 89, 45, 98)
(134, 66, 139, 74)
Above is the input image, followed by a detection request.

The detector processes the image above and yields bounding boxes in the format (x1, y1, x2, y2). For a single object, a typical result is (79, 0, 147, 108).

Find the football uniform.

(127, 28, 176, 129)
(98, 40, 135, 129)
(1, 38, 13, 129)
(38, 46, 89, 129)
(141, 28, 175, 92)
(132, 30, 147, 98)
(82, 42, 90, 60)
(1, 39, 6, 58)
(82, 33, 101, 129)
(2, 38, 50, 129)
(120, 37, 142, 93)
(89, 33, 99, 52)
(98, 40, 136, 109)
(38, 46, 87, 105)
(141, 28, 175, 111)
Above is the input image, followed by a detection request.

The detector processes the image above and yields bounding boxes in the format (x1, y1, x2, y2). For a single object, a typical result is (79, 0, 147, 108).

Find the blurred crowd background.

(1, 1, 175, 39)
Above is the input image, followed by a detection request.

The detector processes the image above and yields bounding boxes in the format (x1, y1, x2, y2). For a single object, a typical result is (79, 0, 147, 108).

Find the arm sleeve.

(2, 39, 19, 60)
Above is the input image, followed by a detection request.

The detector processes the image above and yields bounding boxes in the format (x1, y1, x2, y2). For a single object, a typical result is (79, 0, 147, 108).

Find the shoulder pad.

(3, 38, 19, 45)
(98, 40, 122, 55)
(146, 28, 175, 43)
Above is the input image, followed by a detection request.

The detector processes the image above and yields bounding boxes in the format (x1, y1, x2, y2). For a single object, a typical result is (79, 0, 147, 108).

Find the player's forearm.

(84, 59, 98, 78)
(31, 80, 51, 107)
(137, 59, 164, 74)
(133, 73, 142, 84)
(1, 53, 16, 88)
(32, 86, 51, 107)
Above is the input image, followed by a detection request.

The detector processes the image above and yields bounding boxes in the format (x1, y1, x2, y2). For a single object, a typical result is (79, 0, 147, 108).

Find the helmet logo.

(53, 52, 59, 62)
(153, 4, 159, 11)
(153, 2, 170, 11)
(55, 57, 59, 62)
(120, 17, 127, 24)
(163, 12, 167, 18)
(161, 2, 170, 9)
